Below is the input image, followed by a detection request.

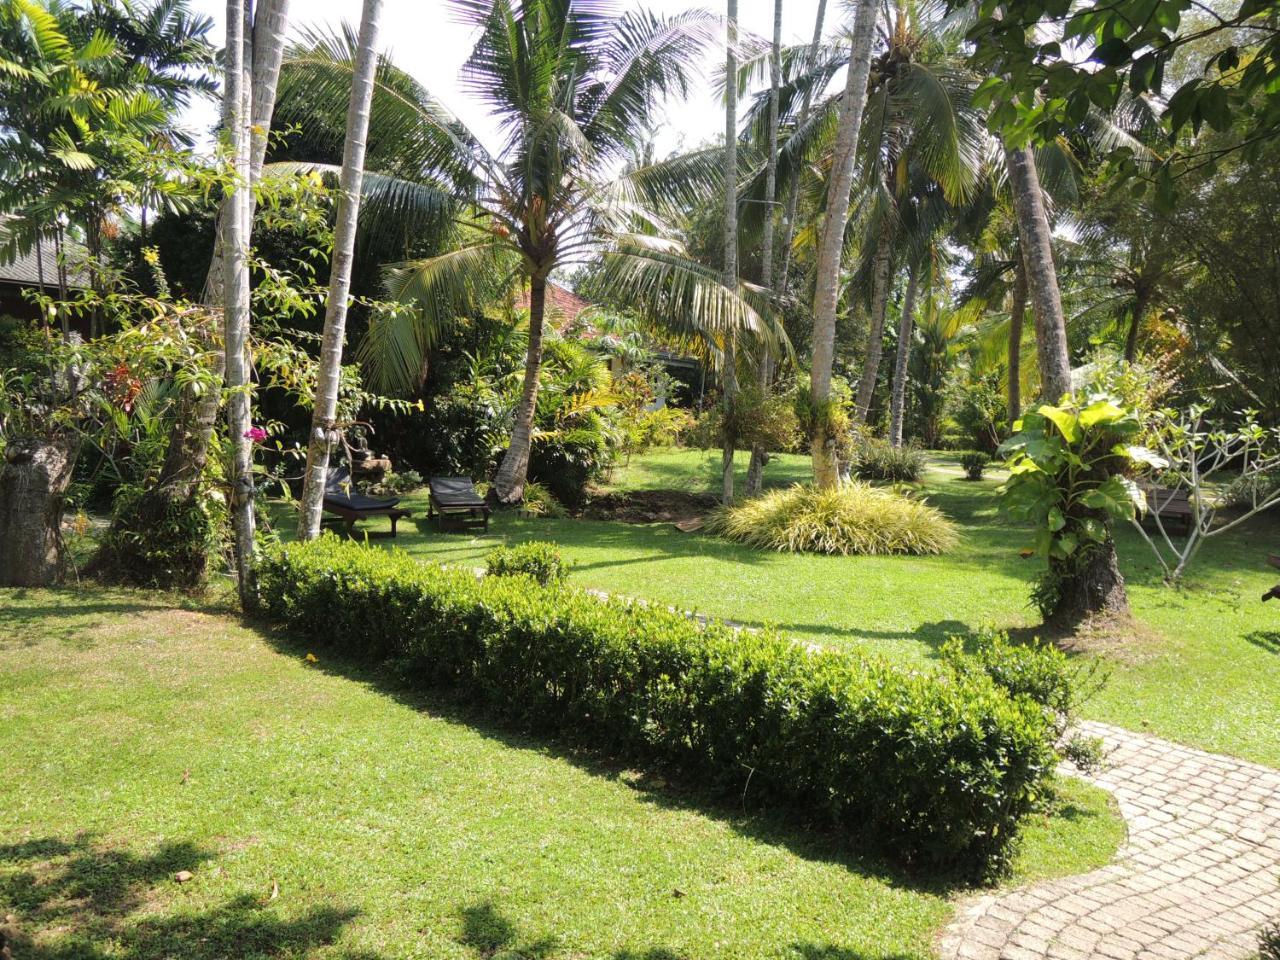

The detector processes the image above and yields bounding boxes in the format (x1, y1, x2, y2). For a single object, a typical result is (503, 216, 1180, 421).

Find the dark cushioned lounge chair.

(428, 476, 491, 532)
(323, 465, 411, 537)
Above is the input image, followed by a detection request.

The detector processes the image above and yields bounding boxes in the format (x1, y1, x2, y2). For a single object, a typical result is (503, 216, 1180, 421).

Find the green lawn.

(316, 447, 1280, 768)
(1, 587, 1120, 960)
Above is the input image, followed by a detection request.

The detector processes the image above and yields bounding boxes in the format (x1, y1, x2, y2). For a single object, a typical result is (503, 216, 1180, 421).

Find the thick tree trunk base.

(89, 484, 214, 591)
(0, 436, 77, 587)
(1046, 541, 1130, 632)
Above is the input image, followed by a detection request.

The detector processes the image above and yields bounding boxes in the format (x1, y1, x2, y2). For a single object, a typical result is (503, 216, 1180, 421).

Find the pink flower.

(244, 426, 268, 443)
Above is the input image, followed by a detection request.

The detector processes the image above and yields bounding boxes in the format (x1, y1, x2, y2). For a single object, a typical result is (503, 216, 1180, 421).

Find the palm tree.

(297, 0, 383, 541)
(217, 0, 292, 606)
(1003, 142, 1071, 402)
(287, 1, 773, 504)
(887, 257, 920, 446)
(809, 0, 878, 488)
(721, 0, 740, 506)
(744, 0, 784, 498)
(846, 0, 984, 428)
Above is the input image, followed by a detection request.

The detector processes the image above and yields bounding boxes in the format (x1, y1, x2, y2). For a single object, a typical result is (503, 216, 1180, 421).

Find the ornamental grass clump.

(707, 482, 958, 556)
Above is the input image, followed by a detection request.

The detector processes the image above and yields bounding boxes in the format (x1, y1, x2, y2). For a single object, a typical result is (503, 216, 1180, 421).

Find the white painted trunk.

(721, 0, 739, 506)
(1003, 142, 1072, 403)
(223, 0, 256, 607)
(888, 262, 919, 447)
(299, 0, 384, 540)
(809, 0, 877, 489)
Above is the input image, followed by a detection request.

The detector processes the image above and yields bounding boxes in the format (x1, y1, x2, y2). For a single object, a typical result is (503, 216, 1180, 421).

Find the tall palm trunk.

(888, 260, 919, 447)
(1003, 142, 1071, 402)
(1124, 286, 1149, 363)
(777, 0, 828, 293)
(299, 0, 384, 540)
(1007, 255, 1026, 423)
(1004, 142, 1127, 626)
(720, 0, 740, 506)
(852, 206, 894, 426)
(810, 0, 878, 488)
(745, 0, 784, 498)
(223, 0, 256, 607)
(492, 277, 547, 503)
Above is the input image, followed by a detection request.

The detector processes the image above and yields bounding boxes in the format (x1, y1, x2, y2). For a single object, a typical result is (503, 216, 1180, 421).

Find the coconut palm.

(743, 0, 783, 498)
(808, 0, 878, 488)
(287, 0, 774, 504)
(297, 0, 383, 541)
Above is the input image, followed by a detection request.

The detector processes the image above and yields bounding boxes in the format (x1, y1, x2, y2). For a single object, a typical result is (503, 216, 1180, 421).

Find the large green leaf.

(1037, 404, 1082, 443)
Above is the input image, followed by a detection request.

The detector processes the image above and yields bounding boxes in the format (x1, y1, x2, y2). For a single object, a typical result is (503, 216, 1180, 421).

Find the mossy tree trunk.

(0, 436, 78, 587)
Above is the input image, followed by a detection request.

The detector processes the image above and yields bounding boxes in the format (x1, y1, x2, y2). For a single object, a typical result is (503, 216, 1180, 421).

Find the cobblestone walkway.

(939, 721, 1280, 960)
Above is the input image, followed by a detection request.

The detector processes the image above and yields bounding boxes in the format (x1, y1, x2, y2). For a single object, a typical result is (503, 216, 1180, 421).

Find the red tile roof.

(515, 281, 592, 328)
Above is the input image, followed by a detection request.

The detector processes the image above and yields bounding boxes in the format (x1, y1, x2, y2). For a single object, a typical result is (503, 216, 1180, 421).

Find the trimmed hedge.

(486, 540, 570, 585)
(259, 536, 1059, 876)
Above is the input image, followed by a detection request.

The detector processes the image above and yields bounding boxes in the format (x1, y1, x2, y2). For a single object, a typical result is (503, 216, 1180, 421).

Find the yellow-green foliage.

(708, 483, 959, 556)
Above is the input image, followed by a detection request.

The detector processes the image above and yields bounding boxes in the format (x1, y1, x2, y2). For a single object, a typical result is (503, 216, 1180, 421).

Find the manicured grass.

(1, 587, 1119, 959)
(318, 447, 1280, 768)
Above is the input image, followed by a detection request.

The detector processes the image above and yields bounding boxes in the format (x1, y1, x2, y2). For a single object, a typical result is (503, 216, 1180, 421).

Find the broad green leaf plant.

(998, 395, 1157, 617)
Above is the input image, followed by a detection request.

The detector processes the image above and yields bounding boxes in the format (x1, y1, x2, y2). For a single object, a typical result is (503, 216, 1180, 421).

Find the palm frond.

(359, 239, 520, 394)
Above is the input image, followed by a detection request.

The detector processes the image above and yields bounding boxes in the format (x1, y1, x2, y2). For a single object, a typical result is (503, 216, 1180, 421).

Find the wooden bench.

(428, 476, 491, 532)
(1138, 482, 1194, 535)
(323, 466, 412, 538)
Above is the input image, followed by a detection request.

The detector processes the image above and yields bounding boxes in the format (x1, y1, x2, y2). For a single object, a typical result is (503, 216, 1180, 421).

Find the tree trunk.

(492, 277, 547, 504)
(777, 0, 828, 294)
(1124, 287, 1149, 363)
(745, 0, 784, 499)
(299, 0, 384, 541)
(1007, 255, 1026, 423)
(852, 209, 894, 426)
(888, 261, 919, 447)
(118, 0, 289, 589)
(0, 436, 78, 587)
(224, 0, 257, 607)
(810, 0, 878, 488)
(1004, 142, 1072, 403)
(1048, 539, 1129, 630)
(721, 0, 740, 506)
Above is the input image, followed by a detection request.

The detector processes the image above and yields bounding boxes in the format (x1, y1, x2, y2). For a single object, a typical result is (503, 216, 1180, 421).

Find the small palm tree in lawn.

(290, 0, 774, 505)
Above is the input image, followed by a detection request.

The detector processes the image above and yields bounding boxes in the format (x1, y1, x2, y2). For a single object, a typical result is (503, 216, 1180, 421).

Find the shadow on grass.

(0, 834, 377, 959)
(453, 899, 914, 960)
(1245, 630, 1280, 654)
(256, 624, 960, 906)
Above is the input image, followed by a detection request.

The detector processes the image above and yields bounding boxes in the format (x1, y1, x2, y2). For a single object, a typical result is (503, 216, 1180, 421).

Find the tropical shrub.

(726, 383, 803, 453)
(999, 397, 1153, 621)
(960, 451, 990, 481)
(518, 480, 566, 517)
(92, 481, 225, 589)
(946, 370, 1007, 454)
(707, 483, 958, 556)
(259, 536, 1059, 876)
(1260, 921, 1280, 960)
(486, 540, 570, 585)
(853, 438, 926, 482)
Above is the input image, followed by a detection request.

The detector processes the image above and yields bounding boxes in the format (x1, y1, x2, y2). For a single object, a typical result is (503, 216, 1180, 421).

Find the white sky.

(183, 0, 834, 155)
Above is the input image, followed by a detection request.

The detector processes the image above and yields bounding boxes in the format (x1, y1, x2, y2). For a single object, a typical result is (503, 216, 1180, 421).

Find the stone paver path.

(939, 720, 1280, 960)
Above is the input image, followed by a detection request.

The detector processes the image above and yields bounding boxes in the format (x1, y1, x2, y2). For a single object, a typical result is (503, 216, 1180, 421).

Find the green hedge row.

(258, 536, 1059, 876)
